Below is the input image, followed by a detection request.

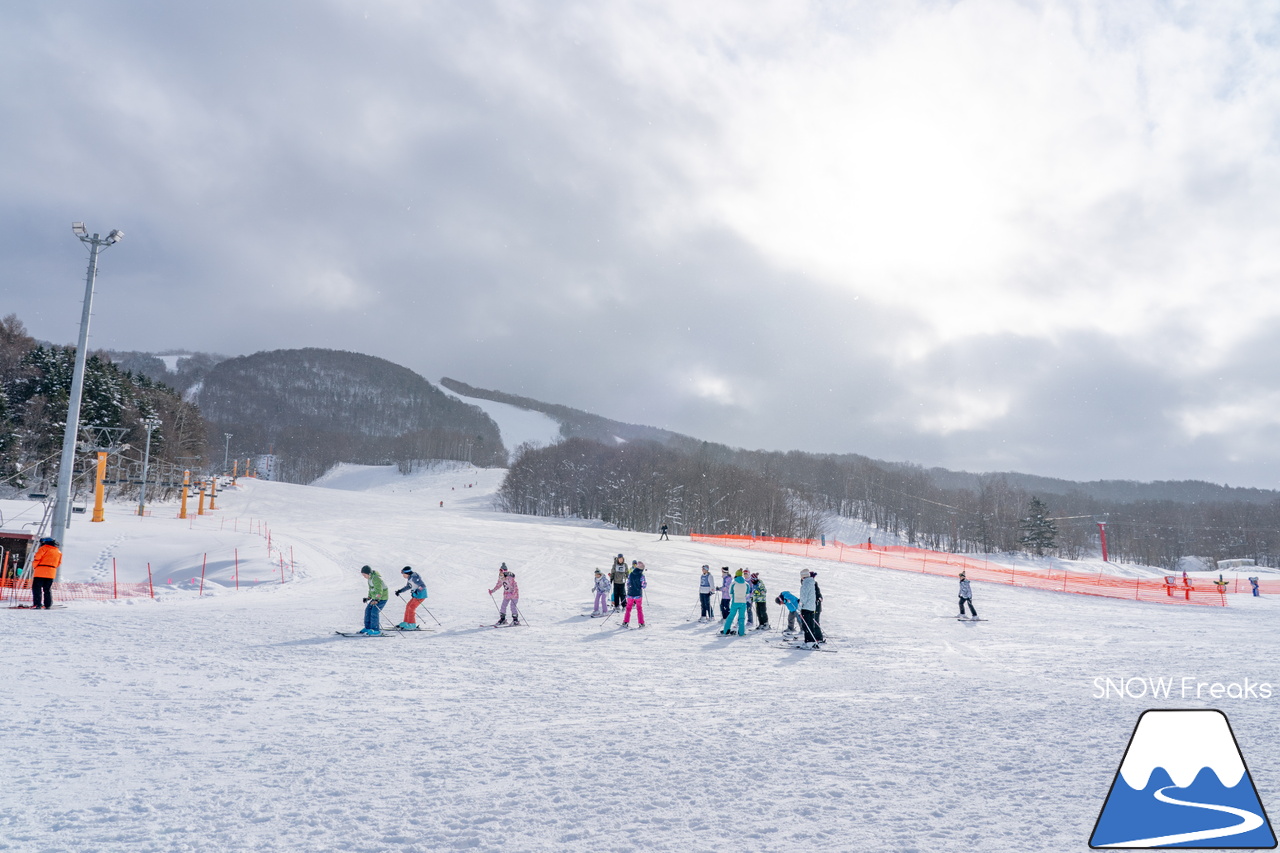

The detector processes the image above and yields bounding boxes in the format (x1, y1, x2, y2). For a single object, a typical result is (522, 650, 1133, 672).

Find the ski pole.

(419, 606, 442, 626)
(488, 590, 501, 613)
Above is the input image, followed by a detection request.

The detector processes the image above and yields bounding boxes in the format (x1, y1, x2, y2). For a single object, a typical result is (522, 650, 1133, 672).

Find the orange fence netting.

(689, 534, 1238, 607)
(3, 576, 153, 604)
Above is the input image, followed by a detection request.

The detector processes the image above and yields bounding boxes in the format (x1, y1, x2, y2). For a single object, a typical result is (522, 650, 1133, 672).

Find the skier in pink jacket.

(489, 567, 521, 625)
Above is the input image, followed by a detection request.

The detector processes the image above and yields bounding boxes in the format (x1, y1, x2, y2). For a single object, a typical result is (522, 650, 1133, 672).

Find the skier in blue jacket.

(622, 561, 647, 627)
(776, 591, 800, 634)
(394, 566, 428, 630)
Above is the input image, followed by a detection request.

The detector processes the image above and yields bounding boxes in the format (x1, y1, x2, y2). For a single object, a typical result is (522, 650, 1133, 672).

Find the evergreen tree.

(1019, 496, 1058, 556)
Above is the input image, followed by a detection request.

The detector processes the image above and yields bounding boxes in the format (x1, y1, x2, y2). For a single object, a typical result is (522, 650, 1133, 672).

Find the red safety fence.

(3, 576, 153, 603)
(690, 534, 1230, 607)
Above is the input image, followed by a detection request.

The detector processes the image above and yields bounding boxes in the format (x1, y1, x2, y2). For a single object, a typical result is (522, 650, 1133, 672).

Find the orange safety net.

(2, 576, 153, 603)
(689, 534, 1229, 607)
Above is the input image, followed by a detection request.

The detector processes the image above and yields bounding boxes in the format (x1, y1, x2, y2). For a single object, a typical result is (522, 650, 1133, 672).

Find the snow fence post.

(199, 553, 207, 597)
(147, 562, 153, 598)
(234, 548, 239, 590)
(113, 557, 117, 599)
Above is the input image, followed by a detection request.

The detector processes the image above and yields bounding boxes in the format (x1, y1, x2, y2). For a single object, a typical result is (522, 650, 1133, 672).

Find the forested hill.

(927, 468, 1280, 506)
(198, 349, 505, 482)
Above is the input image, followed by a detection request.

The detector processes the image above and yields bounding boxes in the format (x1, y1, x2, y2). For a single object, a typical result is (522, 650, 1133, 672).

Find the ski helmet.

(594, 569, 602, 575)
(701, 565, 709, 571)
(401, 567, 413, 575)
(360, 566, 372, 575)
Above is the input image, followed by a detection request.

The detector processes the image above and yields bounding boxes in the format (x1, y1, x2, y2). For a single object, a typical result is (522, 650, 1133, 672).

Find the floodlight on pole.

(51, 222, 124, 559)
(224, 433, 233, 473)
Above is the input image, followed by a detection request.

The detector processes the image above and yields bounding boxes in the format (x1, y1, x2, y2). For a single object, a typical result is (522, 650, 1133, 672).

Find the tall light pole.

(51, 223, 124, 552)
(137, 416, 161, 516)
(224, 433, 233, 473)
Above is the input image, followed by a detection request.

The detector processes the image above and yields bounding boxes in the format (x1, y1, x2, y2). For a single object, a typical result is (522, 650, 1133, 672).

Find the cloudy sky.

(4, 1, 1280, 486)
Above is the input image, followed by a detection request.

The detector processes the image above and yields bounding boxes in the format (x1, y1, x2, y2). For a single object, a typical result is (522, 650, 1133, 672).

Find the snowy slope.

(438, 385, 563, 458)
(2, 470, 1278, 852)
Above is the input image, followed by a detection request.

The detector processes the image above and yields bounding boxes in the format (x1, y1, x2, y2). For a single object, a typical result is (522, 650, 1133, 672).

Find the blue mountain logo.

(1091, 709, 1276, 848)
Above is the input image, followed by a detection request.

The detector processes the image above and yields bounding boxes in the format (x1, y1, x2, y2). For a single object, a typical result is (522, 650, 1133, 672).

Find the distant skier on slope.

(622, 561, 647, 628)
(610, 555, 628, 611)
(490, 566, 521, 626)
(394, 566, 428, 630)
(659, 523, 670, 540)
(745, 571, 755, 627)
(1250, 576, 1260, 597)
(697, 565, 715, 622)
(721, 569, 751, 636)
(958, 571, 978, 619)
(592, 569, 610, 616)
(359, 566, 389, 636)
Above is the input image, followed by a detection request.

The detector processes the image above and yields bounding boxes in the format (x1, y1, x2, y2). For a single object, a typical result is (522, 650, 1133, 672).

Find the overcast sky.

(4, 1, 1280, 486)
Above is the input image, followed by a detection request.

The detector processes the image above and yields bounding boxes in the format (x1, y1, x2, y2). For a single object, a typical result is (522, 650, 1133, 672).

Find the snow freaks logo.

(1090, 710, 1277, 849)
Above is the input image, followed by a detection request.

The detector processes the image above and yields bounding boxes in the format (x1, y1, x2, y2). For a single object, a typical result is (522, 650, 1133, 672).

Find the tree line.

(497, 435, 1280, 570)
(0, 313, 208, 502)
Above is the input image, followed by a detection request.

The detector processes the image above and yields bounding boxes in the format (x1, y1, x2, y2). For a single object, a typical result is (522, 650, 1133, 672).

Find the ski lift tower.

(51, 222, 123, 554)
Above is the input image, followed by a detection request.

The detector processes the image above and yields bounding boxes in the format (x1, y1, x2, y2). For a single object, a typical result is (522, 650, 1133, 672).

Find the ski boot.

(496, 615, 507, 625)
(511, 616, 520, 626)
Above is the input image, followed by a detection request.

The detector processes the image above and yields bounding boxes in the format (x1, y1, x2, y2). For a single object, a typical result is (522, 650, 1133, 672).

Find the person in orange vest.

(31, 537, 61, 609)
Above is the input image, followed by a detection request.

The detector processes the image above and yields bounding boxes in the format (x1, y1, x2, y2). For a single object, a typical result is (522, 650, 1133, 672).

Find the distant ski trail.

(1106, 785, 1264, 847)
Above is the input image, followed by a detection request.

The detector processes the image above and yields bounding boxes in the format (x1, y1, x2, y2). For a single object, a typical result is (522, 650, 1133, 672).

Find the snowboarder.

(610, 555, 628, 610)
(359, 566, 389, 635)
(659, 523, 670, 540)
(958, 571, 978, 619)
(30, 537, 61, 609)
(776, 591, 800, 634)
(622, 561, 646, 627)
(799, 570, 824, 647)
(750, 572, 769, 630)
(489, 567, 521, 625)
(721, 569, 751, 635)
(394, 566, 427, 630)
(718, 566, 732, 619)
(1250, 576, 1260, 597)
(592, 569, 610, 615)
(697, 565, 715, 622)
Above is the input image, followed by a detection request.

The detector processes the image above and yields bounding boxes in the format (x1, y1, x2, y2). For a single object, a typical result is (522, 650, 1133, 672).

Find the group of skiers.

(594, 554, 647, 626)
(351, 552, 980, 645)
(356, 565, 429, 636)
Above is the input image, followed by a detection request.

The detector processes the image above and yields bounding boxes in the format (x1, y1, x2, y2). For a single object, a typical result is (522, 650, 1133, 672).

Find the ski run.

(3, 462, 1278, 852)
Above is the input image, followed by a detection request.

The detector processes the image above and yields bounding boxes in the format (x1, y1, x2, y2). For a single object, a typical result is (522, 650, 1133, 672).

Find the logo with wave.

(1091, 709, 1276, 848)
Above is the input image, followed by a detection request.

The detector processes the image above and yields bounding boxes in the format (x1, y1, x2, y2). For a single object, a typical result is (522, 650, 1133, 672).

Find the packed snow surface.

(2, 466, 1278, 852)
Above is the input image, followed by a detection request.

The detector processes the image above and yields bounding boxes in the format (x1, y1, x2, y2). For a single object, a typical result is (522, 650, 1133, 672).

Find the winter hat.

(721, 566, 730, 572)
(959, 571, 966, 579)
(401, 567, 413, 574)
(701, 565, 709, 571)
(735, 569, 744, 578)
(360, 566, 372, 575)
(775, 595, 783, 605)
(594, 569, 602, 575)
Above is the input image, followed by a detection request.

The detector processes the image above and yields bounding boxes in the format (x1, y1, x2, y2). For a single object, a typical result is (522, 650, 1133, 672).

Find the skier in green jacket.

(359, 566, 389, 635)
